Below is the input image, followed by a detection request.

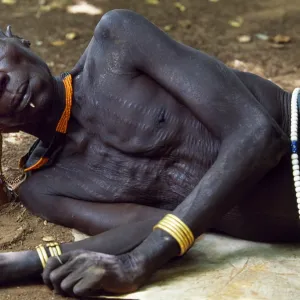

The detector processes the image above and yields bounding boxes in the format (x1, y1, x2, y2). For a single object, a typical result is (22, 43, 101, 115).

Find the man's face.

(0, 29, 54, 132)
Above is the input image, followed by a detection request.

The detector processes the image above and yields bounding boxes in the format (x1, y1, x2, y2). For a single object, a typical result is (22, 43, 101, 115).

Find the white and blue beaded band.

(290, 87, 300, 217)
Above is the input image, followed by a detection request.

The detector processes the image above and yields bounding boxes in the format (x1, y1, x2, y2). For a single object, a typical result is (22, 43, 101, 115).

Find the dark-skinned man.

(0, 9, 298, 298)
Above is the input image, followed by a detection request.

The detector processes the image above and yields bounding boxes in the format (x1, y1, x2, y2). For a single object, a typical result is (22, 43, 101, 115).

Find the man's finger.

(60, 266, 87, 295)
(42, 253, 72, 289)
(73, 266, 106, 297)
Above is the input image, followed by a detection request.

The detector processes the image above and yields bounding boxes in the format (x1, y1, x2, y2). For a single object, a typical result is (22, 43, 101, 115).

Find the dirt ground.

(0, 0, 299, 299)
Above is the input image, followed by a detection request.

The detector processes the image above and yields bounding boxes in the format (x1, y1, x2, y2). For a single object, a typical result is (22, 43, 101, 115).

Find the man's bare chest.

(46, 52, 219, 208)
(72, 57, 201, 155)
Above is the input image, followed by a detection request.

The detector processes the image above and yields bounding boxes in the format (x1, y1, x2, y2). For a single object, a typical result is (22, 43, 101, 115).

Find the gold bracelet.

(160, 218, 190, 250)
(36, 242, 62, 269)
(154, 222, 188, 255)
(36, 246, 46, 268)
(52, 247, 59, 257)
(165, 214, 194, 244)
(36, 245, 48, 269)
(39, 245, 49, 265)
(55, 244, 62, 256)
(48, 245, 54, 257)
(153, 214, 195, 256)
(48, 245, 58, 257)
(163, 215, 193, 245)
(47, 242, 62, 257)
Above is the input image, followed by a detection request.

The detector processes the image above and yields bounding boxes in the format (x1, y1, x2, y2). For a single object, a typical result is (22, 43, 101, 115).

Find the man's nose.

(0, 72, 9, 92)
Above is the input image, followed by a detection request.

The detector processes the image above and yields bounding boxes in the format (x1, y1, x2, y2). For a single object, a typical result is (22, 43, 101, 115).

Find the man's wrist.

(131, 229, 179, 274)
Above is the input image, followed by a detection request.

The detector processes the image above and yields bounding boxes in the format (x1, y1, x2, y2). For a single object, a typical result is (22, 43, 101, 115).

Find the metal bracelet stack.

(153, 214, 195, 256)
(36, 242, 62, 269)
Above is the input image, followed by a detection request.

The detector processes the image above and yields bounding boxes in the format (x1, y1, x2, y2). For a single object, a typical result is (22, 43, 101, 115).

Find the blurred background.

(0, 1, 299, 299)
(1, 0, 299, 89)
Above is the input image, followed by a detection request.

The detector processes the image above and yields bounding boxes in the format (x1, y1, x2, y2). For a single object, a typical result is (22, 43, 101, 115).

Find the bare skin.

(0, 10, 297, 297)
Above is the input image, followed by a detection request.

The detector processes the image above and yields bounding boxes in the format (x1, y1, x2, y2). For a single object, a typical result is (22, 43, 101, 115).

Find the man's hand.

(43, 250, 146, 297)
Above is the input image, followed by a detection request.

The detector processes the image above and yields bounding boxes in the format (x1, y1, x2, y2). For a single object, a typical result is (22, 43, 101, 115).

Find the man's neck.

(22, 76, 66, 143)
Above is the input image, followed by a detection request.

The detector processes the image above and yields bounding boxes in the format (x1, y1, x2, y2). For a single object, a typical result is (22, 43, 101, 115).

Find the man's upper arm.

(94, 9, 285, 140)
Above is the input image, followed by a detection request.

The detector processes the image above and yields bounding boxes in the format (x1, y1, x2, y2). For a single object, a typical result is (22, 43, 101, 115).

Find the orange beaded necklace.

(23, 73, 73, 172)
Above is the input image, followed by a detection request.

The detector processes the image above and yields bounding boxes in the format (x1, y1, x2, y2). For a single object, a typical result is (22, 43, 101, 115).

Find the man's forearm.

(1, 218, 166, 284)
(61, 218, 165, 255)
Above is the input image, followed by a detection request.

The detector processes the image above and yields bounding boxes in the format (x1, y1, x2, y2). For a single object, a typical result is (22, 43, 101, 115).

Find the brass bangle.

(47, 242, 62, 257)
(52, 247, 59, 257)
(56, 244, 62, 256)
(39, 245, 49, 265)
(48, 246, 55, 257)
(37, 242, 62, 269)
(154, 223, 188, 256)
(160, 218, 191, 250)
(165, 214, 194, 244)
(36, 245, 48, 269)
(153, 214, 195, 256)
(51, 246, 58, 257)
(36, 246, 46, 269)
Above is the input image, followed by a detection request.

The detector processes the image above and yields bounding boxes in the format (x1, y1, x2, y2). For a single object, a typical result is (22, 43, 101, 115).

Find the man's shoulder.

(93, 9, 145, 43)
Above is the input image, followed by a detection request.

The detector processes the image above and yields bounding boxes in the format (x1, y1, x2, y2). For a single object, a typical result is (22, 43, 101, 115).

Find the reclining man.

(0, 9, 298, 298)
